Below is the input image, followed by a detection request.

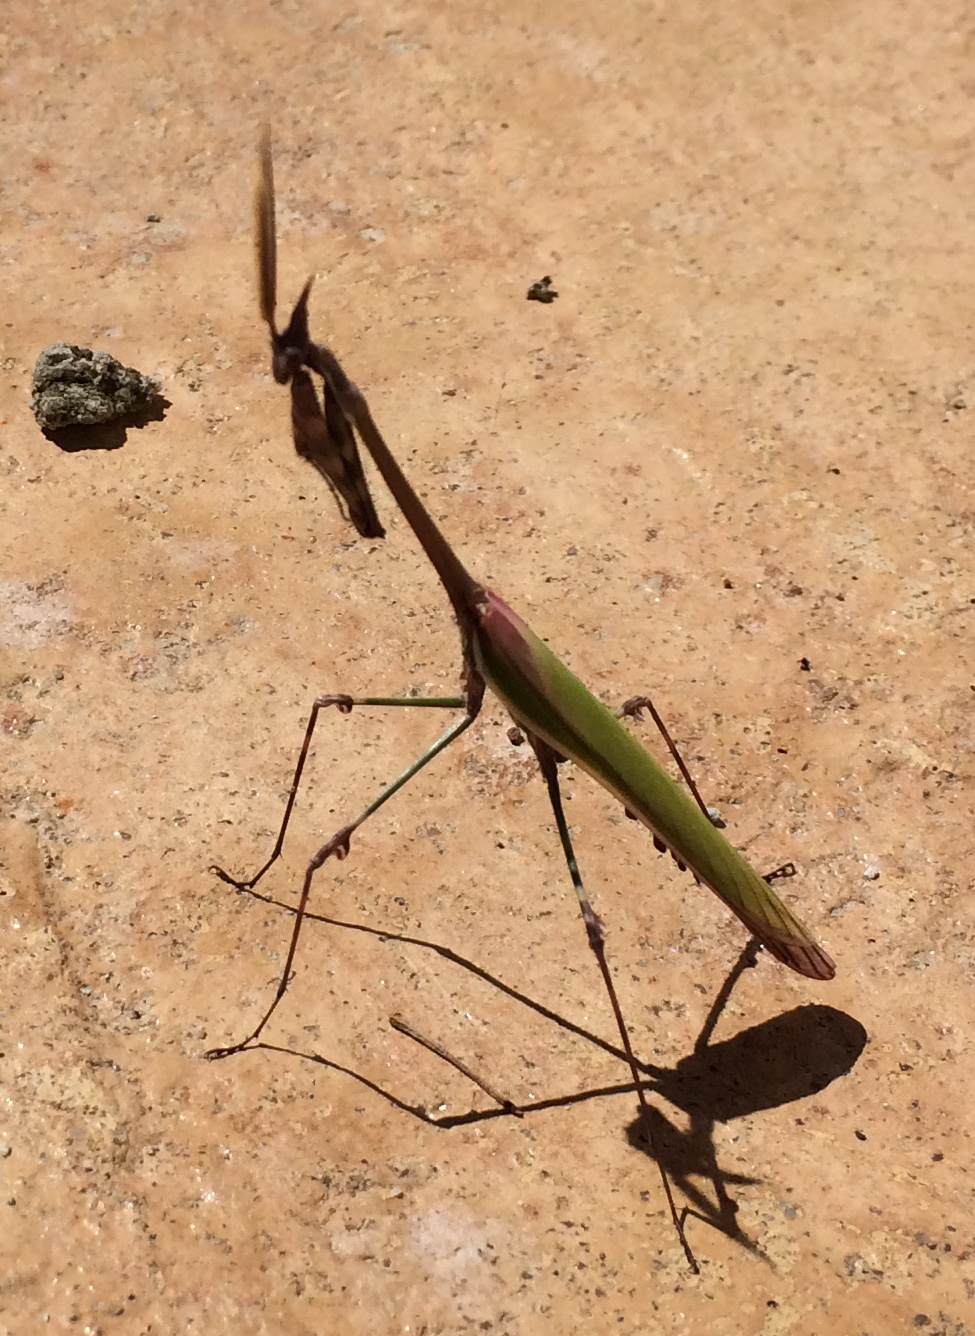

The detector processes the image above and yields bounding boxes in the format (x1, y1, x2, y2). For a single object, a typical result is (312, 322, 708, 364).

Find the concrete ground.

(1, 2, 972, 1332)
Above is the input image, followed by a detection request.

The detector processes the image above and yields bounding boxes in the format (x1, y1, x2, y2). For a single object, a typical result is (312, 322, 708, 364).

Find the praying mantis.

(207, 130, 834, 1269)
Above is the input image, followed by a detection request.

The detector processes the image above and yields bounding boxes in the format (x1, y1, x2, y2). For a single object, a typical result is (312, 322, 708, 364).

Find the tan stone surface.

(2, 2, 973, 1332)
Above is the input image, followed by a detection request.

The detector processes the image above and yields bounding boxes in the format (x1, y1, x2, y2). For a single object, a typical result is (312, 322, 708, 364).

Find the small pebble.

(527, 275, 558, 303)
(31, 343, 159, 429)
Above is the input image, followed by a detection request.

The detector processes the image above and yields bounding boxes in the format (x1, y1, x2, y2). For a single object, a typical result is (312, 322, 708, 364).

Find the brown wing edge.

(724, 901, 836, 981)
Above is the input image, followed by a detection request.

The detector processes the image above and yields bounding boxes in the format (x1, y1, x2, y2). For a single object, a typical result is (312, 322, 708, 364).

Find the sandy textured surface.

(2, 2, 973, 1333)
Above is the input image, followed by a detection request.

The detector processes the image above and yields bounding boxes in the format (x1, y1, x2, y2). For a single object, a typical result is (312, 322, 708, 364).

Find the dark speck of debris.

(914, 1317, 930, 1328)
(31, 343, 161, 430)
(855, 1128, 867, 1141)
(527, 275, 558, 304)
(799, 657, 812, 671)
(146, 213, 161, 223)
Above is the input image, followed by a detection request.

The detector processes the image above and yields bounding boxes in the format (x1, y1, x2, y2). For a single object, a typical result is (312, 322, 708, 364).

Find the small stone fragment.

(527, 275, 558, 303)
(31, 342, 160, 430)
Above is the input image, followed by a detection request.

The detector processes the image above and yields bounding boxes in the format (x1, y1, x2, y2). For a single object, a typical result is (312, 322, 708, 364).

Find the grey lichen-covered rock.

(31, 342, 161, 430)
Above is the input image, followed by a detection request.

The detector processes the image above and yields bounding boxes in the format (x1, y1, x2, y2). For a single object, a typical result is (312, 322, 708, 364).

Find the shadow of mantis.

(222, 890, 866, 1261)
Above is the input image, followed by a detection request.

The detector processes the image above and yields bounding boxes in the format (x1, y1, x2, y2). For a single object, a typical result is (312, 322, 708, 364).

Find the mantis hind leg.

(616, 694, 793, 890)
(616, 695, 713, 820)
(528, 731, 700, 1274)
